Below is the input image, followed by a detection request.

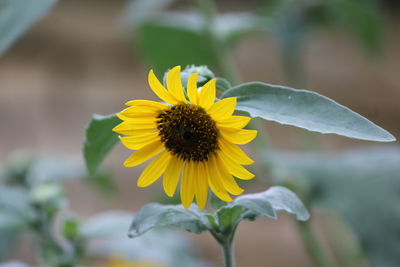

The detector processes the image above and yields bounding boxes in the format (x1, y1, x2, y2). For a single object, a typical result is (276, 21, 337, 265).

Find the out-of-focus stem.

(296, 219, 334, 267)
(195, 0, 272, 165)
(195, 0, 240, 85)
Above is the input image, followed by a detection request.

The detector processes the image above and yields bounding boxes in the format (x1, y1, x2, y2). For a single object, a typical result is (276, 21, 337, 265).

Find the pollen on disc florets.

(156, 104, 219, 162)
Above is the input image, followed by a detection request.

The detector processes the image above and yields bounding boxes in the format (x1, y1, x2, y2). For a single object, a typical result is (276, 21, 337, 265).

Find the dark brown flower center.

(156, 104, 219, 162)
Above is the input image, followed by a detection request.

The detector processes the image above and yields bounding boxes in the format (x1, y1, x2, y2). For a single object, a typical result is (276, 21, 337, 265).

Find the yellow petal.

(220, 128, 257, 144)
(198, 79, 216, 110)
(163, 156, 183, 197)
(187, 73, 199, 105)
(137, 151, 171, 187)
(148, 69, 178, 104)
(117, 112, 156, 121)
(217, 115, 251, 129)
(116, 128, 157, 137)
(208, 97, 237, 121)
(124, 99, 167, 110)
(205, 156, 232, 202)
(123, 140, 164, 167)
(214, 155, 244, 195)
(166, 66, 187, 103)
(194, 162, 208, 210)
(112, 120, 157, 135)
(181, 161, 195, 209)
(118, 103, 164, 119)
(118, 102, 163, 121)
(217, 150, 255, 180)
(219, 138, 254, 165)
(119, 132, 160, 150)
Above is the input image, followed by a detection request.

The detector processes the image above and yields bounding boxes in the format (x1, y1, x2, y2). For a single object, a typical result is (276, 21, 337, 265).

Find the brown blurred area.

(0, 0, 399, 266)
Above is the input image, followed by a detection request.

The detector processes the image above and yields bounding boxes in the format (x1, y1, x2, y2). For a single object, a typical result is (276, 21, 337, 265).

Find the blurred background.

(0, 0, 399, 266)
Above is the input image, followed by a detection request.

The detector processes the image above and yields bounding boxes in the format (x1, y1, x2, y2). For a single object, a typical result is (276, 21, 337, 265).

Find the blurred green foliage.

(0, 0, 57, 56)
(263, 0, 384, 53)
(269, 146, 400, 266)
(0, 0, 395, 266)
(135, 16, 217, 78)
(0, 153, 208, 267)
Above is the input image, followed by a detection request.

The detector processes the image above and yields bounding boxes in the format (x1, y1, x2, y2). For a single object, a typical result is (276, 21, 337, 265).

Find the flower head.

(113, 66, 257, 210)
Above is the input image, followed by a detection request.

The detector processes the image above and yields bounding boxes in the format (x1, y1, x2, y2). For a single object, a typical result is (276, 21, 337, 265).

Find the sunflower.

(113, 66, 257, 210)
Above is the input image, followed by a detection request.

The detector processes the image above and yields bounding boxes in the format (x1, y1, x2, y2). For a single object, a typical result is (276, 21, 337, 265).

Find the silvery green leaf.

(178, 65, 215, 88)
(222, 82, 395, 142)
(236, 186, 310, 221)
(0, 0, 57, 55)
(0, 186, 33, 221)
(215, 77, 232, 93)
(216, 186, 309, 229)
(128, 203, 210, 238)
(83, 114, 121, 176)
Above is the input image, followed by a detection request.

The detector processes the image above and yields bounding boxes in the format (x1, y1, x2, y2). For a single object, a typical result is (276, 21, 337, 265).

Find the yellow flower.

(103, 256, 161, 267)
(113, 66, 257, 210)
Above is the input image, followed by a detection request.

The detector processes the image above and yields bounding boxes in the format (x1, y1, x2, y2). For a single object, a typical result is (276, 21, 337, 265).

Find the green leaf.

(62, 217, 80, 241)
(135, 13, 216, 77)
(217, 205, 243, 232)
(178, 65, 215, 88)
(83, 114, 121, 176)
(215, 77, 232, 93)
(128, 203, 210, 238)
(234, 186, 309, 221)
(0, 0, 57, 55)
(214, 186, 309, 235)
(222, 82, 395, 142)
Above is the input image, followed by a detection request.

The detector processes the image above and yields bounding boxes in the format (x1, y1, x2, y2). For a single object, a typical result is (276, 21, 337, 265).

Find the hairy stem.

(221, 240, 236, 267)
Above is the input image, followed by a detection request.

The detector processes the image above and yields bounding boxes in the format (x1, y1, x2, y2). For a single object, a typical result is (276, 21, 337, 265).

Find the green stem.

(296, 220, 334, 267)
(281, 35, 330, 267)
(195, 2, 240, 264)
(281, 39, 306, 88)
(195, 2, 330, 267)
(195, 0, 239, 84)
(221, 240, 235, 267)
(210, 229, 236, 267)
